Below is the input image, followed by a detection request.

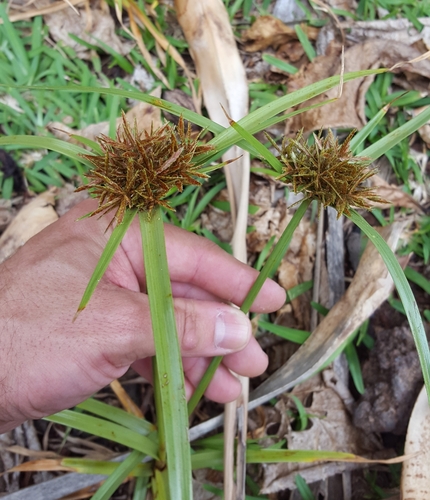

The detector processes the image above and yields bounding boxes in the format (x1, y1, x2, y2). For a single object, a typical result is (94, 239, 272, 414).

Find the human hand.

(0, 199, 285, 433)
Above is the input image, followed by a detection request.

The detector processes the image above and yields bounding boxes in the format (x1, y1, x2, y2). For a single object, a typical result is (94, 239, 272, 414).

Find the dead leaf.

(322, 0, 357, 11)
(0, 190, 58, 264)
(413, 106, 430, 146)
(4, 458, 74, 474)
(246, 176, 287, 254)
(42, 0, 133, 59)
(200, 187, 233, 243)
(370, 174, 424, 213)
(250, 221, 407, 408)
(0, 199, 15, 232)
(55, 183, 89, 217)
(277, 216, 315, 331)
(175, 0, 250, 242)
(110, 379, 143, 418)
(5, 446, 59, 459)
(5, 0, 85, 23)
(261, 377, 385, 494)
(340, 18, 430, 50)
(401, 385, 430, 500)
(241, 16, 319, 52)
(285, 40, 430, 135)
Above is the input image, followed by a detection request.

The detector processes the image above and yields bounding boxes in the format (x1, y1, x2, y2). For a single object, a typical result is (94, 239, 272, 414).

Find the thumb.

(174, 298, 251, 357)
(94, 290, 252, 368)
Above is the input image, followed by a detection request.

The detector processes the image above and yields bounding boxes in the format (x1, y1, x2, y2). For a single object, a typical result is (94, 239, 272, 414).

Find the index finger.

(122, 218, 286, 313)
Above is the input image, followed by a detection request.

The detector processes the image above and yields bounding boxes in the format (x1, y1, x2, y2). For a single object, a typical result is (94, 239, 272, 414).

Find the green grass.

(0, 5, 194, 197)
(0, 16, 129, 195)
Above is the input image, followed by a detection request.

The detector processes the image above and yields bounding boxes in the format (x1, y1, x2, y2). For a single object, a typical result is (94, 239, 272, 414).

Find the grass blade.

(360, 106, 430, 160)
(348, 209, 430, 403)
(62, 456, 151, 477)
(0, 83, 223, 135)
(227, 117, 283, 173)
(405, 266, 430, 295)
(77, 398, 156, 436)
(45, 410, 159, 458)
(0, 135, 93, 168)
(344, 342, 365, 394)
(75, 209, 136, 317)
(258, 320, 310, 344)
(295, 24, 316, 61)
(91, 450, 146, 500)
(262, 53, 298, 74)
(350, 103, 390, 153)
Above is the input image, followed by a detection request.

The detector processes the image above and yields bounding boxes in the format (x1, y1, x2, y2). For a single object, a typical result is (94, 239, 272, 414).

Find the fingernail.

(214, 308, 250, 351)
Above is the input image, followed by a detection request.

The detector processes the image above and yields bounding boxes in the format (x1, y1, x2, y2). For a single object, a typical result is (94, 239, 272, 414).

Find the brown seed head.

(76, 113, 213, 226)
(273, 129, 387, 217)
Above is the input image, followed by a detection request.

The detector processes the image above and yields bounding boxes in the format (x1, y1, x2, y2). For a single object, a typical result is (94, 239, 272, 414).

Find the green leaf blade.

(349, 210, 430, 404)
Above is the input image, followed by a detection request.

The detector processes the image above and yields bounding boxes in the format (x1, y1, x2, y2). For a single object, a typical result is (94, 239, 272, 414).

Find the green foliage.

(295, 474, 316, 500)
(363, 73, 427, 189)
(357, 0, 430, 28)
(400, 215, 430, 264)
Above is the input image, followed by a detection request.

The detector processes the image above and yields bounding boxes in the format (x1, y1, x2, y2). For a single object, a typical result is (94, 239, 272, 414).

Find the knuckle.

(178, 301, 200, 353)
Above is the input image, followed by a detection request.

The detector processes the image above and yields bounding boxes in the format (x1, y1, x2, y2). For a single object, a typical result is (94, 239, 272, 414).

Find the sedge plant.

(1, 67, 430, 499)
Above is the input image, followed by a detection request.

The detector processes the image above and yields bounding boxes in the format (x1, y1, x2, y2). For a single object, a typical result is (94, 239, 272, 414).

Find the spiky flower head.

(273, 129, 386, 217)
(76, 113, 213, 226)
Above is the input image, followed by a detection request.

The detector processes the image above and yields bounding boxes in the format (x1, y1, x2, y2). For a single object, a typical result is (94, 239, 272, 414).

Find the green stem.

(187, 199, 311, 415)
(348, 209, 430, 403)
(152, 358, 166, 465)
(139, 207, 192, 499)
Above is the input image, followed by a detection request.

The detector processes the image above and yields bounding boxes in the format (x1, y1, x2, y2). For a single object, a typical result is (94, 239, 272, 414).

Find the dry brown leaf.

(261, 378, 384, 494)
(246, 176, 288, 254)
(241, 16, 319, 52)
(5, 0, 85, 23)
(277, 216, 315, 331)
(0, 190, 58, 264)
(4, 458, 74, 474)
(401, 385, 430, 500)
(322, 0, 356, 11)
(369, 173, 424, 212)
(110, 379, 143, 418)
(5, 446, 59, 459)
(175, 0, 250, 239)
(42, 0, 133, 59)
(0, 199, 15, 232)
(340, 18, 430, 50)
(127, 0, 199, 102)
(414, 106, 430, 146)
(286, 40, 430, 134)
(250, 221, 406, 407)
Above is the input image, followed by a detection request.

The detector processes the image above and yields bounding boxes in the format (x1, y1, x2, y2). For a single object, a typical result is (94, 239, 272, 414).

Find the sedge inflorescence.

(76, 113, 213, 225)
(273, 129, 386, 217)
